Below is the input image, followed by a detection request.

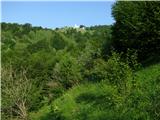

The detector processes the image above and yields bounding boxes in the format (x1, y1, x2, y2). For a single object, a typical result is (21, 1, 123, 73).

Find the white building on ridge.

(74, 24, 80, 28)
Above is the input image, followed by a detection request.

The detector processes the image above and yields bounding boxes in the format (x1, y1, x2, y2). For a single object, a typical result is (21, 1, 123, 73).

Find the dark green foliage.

(27, 40, 50, 53)
(51, 32, 68, 50)
(112, 1, 160, 62)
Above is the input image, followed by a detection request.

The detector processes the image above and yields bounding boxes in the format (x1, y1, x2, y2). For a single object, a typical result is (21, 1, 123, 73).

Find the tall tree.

(112, 1, 160, 61)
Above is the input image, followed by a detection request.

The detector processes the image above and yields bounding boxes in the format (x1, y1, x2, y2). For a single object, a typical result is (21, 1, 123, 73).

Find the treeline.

(1, 1, 160, 120)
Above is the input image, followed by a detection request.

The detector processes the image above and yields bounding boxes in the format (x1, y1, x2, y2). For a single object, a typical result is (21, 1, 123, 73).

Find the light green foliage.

(104, 52, 132, 88)
(30, 83, 121, 120)
(53, 52, 82, 88)
(1, 22, 111, 119)
(135, 64, 160, 119)
(84, 52, 133, 92)
(30, 63, 160, 120)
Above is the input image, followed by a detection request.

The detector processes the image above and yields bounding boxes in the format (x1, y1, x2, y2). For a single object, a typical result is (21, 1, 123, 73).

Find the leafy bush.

(105, 52, 133, 88)
(84, 52, 133, 92)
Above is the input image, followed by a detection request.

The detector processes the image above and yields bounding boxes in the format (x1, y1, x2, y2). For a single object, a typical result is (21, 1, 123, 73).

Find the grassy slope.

(30, 63, 160, 120)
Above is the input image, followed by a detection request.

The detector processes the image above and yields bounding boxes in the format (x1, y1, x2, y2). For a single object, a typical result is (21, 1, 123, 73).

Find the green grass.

(30, 63, 160, 120)
(135, 63, 160, 96)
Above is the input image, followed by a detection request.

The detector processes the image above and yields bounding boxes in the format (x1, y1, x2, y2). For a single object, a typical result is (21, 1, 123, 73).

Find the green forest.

(1, 1, 160, 120)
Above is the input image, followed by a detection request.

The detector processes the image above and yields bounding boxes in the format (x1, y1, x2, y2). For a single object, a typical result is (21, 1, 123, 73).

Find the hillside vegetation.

(30, 63, 160, 120)
(1, 1, 160, 120)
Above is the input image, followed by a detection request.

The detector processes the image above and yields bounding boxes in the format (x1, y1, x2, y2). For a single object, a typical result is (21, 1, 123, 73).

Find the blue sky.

(2, 1, 115, 28)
